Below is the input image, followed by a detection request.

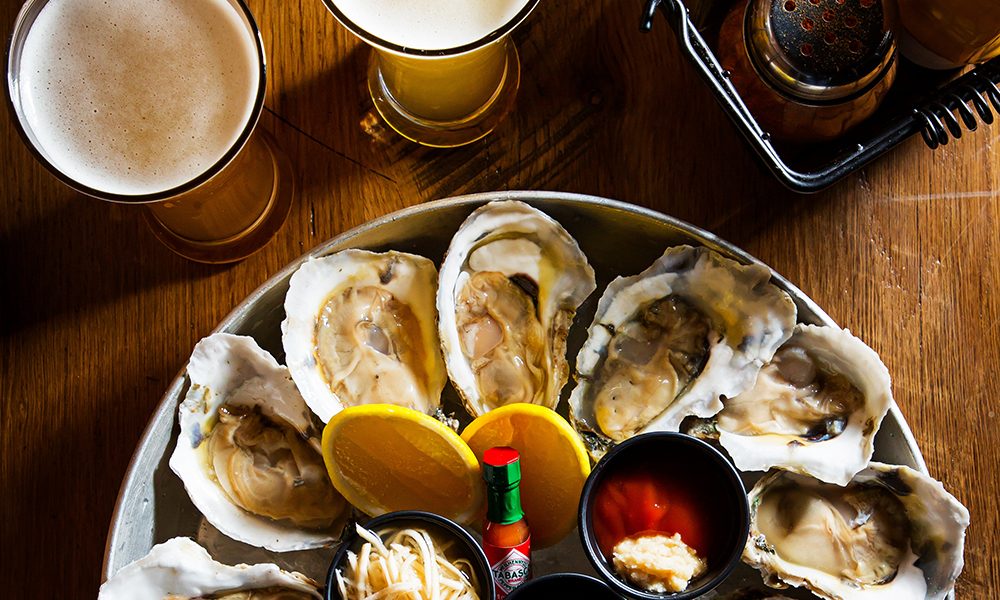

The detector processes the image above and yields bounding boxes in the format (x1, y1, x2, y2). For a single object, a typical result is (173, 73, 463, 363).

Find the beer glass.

(321, 0, 540, 148)
(6, 0, 292, 264)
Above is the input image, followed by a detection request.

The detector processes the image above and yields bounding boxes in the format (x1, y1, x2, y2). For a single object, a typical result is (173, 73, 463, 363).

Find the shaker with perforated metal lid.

(717, 0, 898, 142)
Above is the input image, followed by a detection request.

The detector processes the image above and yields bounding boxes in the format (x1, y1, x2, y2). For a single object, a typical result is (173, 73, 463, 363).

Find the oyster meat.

(569, 245, 796, 456)
(170, 334, 349, 552)
(437, 201, 596, 417)
(714, 324, 892, 485)
(99, 537, 321, 600)
(744, 464, 969, 600)
(282, 250, 446, 422)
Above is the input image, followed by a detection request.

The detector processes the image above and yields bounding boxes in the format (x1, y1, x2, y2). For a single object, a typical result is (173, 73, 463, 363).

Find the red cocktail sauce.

(592, 458, 719, 560)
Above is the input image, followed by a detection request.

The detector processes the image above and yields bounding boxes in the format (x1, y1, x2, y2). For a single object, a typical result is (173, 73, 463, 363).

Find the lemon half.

(322, 404, 483, 524)
(462, 404, 591, 548)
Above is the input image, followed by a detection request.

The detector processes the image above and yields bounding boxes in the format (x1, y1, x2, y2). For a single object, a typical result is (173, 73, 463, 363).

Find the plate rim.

(102, 190, 928, 581)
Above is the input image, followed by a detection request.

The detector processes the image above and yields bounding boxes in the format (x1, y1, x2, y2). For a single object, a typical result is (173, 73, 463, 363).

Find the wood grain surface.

(2, 0, 997, 597)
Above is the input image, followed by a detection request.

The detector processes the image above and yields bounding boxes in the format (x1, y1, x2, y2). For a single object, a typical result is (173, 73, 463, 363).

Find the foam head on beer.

(17, 0, 260, 196)
(331, 0, 534, 51)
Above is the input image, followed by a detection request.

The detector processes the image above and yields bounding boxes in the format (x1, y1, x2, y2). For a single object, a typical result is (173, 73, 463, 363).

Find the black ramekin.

(578, 432, 749, 600)
(506, 572, 620, 599)
(325, 510, 495, 600)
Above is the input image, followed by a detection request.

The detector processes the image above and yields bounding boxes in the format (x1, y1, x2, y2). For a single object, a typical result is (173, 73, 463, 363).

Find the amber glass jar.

(717, 0, 897, 142)
(893, 0, 1000, 69)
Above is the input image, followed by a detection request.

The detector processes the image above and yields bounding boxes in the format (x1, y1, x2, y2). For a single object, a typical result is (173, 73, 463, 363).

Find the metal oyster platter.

(102, 191, 931, 599)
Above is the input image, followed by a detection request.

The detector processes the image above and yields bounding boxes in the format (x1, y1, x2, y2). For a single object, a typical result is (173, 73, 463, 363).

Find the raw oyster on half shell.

(714, 324, 892, 485)
(98, 537, 321, 600)
(170, 334, 349, 552)
(569, 245, 796, 457)
(744, 464, 969, 600)
(282, 250, 446, 422)
(437, 201, 596, 417)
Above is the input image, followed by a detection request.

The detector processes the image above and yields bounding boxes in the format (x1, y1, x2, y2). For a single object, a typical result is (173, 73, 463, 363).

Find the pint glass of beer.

(322, 0, 540, 147)
(6, 0, 292, 263)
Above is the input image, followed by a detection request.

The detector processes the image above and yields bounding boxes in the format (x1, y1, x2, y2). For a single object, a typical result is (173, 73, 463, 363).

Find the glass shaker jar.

(717, 0, 898, 143)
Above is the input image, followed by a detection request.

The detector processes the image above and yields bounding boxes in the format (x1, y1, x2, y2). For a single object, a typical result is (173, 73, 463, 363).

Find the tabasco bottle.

(482, 446, 531, 599)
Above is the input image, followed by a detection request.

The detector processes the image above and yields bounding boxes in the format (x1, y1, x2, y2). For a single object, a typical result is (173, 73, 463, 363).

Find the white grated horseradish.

(612, 533, 708, 593)
(336, 524, 480, 600)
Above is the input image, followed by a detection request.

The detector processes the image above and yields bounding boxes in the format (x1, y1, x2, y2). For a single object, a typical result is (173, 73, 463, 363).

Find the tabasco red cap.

(483, 446, 521, 488)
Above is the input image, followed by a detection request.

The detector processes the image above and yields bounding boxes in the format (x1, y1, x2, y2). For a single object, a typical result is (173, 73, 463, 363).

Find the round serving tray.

(103, 191, 929, 598)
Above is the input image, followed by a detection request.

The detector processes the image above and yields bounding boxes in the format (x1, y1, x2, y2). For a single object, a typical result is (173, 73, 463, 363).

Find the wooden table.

(2, 0, 997, 597)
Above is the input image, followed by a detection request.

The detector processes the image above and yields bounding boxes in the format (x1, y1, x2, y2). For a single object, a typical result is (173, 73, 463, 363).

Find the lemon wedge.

(322, 404, 483, 524)
(461, 404, 591, 547)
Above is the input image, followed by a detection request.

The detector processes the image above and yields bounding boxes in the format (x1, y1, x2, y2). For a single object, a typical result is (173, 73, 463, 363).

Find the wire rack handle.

(914, 63, 1000, 149)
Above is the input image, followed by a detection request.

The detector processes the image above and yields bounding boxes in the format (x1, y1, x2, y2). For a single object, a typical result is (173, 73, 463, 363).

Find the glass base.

(144, 130, 294, 264)
(367, 43, 521, 148)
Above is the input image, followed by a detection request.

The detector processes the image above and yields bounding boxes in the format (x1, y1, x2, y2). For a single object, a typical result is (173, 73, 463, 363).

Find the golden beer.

(8, 0, 291, 263)
(323, 0, 538, 147)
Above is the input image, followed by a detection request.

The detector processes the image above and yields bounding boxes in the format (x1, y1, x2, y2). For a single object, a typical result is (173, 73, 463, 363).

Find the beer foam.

(331, 0, 534, 51)
(18, 0, 260, 196)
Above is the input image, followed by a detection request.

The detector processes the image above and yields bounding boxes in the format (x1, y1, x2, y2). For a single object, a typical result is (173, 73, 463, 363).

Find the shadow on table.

(1, 371, 167, 596)
(265, 44, 397, 194)
(0, 190, 224, 338)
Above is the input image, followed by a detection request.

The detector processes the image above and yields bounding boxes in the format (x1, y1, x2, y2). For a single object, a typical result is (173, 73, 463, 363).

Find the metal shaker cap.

(745, 0, 896, 102)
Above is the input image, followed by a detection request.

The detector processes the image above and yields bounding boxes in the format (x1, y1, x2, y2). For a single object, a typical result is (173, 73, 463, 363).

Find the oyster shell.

(569, 245, 796, 456)
(744, 464, 969, 600)
(282, 250, 446, 422)
(170, 334, 349, 552)
(437, 201, 596, 417)
(714, 324, 892, 485)
(98, 537, 321, 599)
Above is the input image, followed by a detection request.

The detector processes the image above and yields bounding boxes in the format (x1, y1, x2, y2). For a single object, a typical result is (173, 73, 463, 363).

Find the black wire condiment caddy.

(642, 0, 1000, 192)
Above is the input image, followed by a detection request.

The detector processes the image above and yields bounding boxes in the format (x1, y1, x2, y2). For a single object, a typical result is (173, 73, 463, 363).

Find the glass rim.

(5, 0, 268, 205)
(319, 0, 540, 57)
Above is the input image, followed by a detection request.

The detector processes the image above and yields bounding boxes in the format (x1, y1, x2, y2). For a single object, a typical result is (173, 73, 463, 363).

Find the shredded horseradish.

(612, 532, 708, 593)
(335, 523, 480, 600)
